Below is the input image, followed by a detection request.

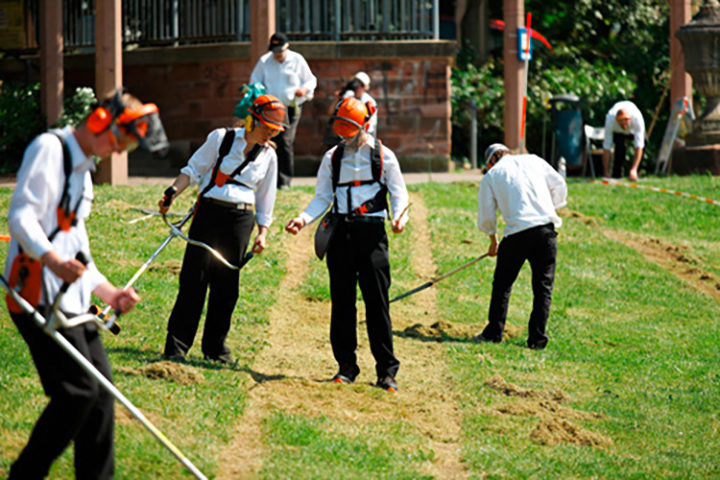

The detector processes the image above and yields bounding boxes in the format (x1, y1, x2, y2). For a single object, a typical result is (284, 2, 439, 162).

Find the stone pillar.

(250, 0, 275, 69)
(39, 0, 63, 127)
(671, 0, 693, 107)
(94, 0, 127, 185)
(503, 0, 523, 150)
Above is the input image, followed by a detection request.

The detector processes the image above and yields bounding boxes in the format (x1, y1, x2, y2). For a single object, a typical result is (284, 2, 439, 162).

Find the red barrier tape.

(589, 179, 720, 207)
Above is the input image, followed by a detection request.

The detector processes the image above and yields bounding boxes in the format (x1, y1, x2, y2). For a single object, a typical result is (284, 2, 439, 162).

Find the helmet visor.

(115, 108, 169, 154)
(332, 115, 364, 139)
(253, 104, 288, 132)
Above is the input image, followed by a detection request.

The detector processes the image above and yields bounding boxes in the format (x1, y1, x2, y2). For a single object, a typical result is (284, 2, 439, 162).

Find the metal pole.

(335, 0, 341, 40)
(432, 0, 439, 39)
(172, 0, 179, 45)
(470, 103, 478, 169)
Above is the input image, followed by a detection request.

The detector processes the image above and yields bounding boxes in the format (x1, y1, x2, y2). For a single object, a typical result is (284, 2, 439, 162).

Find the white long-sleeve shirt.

(5, 126, 107, 313)
(603, 101, 646, 150)
(477, 154, 567, 237)
(299, 136, 409, 226)
(181, 127, 277, 227)
(250, 50, 317, 107)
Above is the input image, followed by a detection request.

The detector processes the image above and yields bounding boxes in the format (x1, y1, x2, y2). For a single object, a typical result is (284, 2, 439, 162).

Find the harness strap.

(330, 141, 387, 217)
(48, 133, 83, 240)
(199, 128, 235, 198)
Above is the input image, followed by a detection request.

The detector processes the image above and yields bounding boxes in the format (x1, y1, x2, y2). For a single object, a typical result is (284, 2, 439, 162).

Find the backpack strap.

(199, 128, 235, 198)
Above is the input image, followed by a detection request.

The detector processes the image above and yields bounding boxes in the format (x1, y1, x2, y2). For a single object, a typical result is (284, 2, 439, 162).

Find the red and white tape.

(589, 179, 720, 207)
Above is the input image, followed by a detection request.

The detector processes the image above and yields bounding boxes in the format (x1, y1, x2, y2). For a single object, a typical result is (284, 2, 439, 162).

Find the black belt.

(202, 197, 253, 211)
(338, 214, 384, 224)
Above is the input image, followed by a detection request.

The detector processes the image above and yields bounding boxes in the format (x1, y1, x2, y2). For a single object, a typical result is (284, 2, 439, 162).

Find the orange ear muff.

(87, 107, 112, 133)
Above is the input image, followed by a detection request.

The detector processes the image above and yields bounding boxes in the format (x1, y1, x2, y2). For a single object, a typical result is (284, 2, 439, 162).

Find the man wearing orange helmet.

(159, 94, 286, 364)
(285, 97, 409, 393)
(4, 87, 160, 479)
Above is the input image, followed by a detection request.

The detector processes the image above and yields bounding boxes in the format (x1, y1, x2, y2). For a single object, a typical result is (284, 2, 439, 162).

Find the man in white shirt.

(602, 100, 646, 181)
(4, 88, 158, 479)
(250, 32, 317, 189)
(285, 97, 409, 392)
(159, 95, 283, 365)
(475, 143, 567, 350)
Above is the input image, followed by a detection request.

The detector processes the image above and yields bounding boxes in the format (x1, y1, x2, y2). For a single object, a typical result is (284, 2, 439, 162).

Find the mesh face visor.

(113, 103, 170, 154)
(252, 98, 288, 132)
(332, 115, 364, 139)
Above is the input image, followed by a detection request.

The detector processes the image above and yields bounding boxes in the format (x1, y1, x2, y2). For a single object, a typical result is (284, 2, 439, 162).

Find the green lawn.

(1, 175, 718, 478)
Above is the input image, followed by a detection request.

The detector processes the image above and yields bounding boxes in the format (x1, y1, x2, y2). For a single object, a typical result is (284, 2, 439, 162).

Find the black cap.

(268, 32, 289, 52)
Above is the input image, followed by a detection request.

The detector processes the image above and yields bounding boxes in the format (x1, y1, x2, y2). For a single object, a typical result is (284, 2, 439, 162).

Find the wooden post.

(250, 0, 275, 69)
(39, 0, 63, 127)
(670, 0, 693, 107)
(94, 0, 127, 185)
(503, 0, 523, 150)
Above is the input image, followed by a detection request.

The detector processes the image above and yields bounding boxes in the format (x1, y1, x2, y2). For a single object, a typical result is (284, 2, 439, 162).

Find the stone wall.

(5, 40, 457, 175)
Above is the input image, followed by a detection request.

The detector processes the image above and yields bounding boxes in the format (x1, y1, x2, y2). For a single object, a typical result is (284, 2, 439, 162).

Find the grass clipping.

(116, 361, 205, 385)
(486, 374, 612, 448)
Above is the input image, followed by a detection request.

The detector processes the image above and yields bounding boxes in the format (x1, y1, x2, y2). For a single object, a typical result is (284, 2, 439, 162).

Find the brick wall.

(14, 40, 457, 175)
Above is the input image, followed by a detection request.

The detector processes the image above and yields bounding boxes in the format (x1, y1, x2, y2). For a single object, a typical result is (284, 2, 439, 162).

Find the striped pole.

(589, 179, 720, 207)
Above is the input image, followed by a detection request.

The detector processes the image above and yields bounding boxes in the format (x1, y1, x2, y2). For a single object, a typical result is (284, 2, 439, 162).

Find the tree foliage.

(453, 0, 673, 170)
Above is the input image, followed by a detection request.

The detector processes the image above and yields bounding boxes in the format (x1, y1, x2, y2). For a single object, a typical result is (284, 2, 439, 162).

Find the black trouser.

(326, 219, 399, 379)
(164, 199, 255, 359)
(482, 223, 557, 348)
(612, 133, 636, 178)
(9, 311, 114, 480)
(275, 105, 301, 188)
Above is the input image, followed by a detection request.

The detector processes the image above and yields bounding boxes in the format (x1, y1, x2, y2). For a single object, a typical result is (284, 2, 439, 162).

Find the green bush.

(0, 83, 97, 175)
(0, 83, 45, 175)
(451, 51, 636, 166)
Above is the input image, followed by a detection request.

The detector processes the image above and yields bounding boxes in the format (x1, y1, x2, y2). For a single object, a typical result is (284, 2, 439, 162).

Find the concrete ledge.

(2, 40, 457, 71)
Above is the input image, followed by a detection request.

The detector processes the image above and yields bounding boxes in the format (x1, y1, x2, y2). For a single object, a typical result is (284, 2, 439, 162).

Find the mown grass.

(416, 176, 720, 478)
(1, 174, 719, 478)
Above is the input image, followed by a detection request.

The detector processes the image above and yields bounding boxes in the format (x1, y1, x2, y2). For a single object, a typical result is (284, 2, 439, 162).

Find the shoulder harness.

(330, 139, 388, 216)
(199, 128, 264, 198)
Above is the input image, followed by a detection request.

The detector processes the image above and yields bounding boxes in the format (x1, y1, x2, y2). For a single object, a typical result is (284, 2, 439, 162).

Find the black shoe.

(376, 375, 398, 393)
(332, 363, 359, 384)
(203, 352, 234, 365)
(527, 340, 547, 350)
(164, 352, 185, 362)
(473, 333, 501, 343)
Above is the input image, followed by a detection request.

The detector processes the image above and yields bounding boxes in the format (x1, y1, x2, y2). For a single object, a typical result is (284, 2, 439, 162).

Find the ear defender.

(245, 115, 254, 132)
(87, 106, 112, 133)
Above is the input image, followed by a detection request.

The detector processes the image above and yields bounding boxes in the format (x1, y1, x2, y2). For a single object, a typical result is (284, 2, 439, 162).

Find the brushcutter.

(97, 203, 254, 326)
(390, 253, 490, 304)
(0, 261, 208, 480)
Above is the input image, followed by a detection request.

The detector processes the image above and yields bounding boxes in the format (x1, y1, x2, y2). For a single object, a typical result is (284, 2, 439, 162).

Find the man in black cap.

(251, 32, 317, 189)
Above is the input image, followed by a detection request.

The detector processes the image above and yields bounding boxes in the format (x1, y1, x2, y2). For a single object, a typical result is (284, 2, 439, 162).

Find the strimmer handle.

(59, 251, 89, 294)
(89, 305, 121, 335)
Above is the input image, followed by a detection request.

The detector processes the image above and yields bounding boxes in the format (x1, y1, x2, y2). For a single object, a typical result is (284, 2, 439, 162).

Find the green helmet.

(233, 83, 267, 119)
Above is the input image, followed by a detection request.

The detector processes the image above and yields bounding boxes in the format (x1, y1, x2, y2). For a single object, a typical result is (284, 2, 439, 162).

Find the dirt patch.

(568, 210, 720, 303)
(485, 374, 568, 402)
(565, 209, 599, 226)
(115, 361, 205, 385)
(497, 399, 602, 422)
(530, 418, 613, 448)
(217, 192, 469, 479)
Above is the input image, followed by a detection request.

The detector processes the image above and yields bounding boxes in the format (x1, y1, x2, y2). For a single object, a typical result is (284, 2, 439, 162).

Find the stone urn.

(676, 0, 720, 146)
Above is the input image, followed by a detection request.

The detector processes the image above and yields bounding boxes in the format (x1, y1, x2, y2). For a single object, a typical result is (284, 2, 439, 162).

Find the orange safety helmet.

(249, 94, 288, 132)
(332, 97, 374, 139)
